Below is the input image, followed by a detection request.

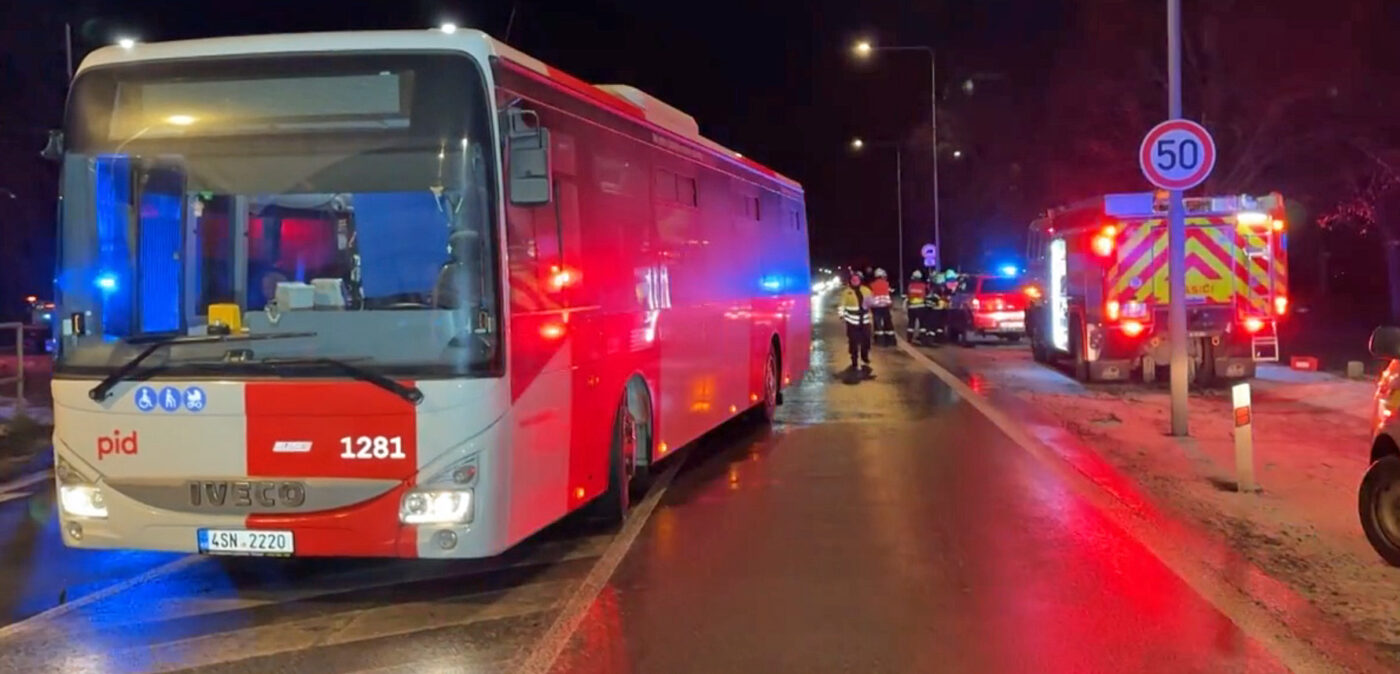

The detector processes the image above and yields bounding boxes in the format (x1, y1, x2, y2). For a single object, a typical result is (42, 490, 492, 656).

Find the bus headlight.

(400, 489, 473, 524)
(59, 485, 108, 519)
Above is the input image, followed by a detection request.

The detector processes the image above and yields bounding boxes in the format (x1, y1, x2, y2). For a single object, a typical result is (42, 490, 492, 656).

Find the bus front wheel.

(589, 383, 650, 526)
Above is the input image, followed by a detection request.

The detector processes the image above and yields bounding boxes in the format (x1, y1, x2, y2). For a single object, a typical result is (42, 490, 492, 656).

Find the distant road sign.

(1139, 119, 1216, 191)
(920, 243, 938, 269)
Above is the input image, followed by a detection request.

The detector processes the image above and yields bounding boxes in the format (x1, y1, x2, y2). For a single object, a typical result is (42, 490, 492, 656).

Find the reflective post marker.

(1232, 382, 1256, 493)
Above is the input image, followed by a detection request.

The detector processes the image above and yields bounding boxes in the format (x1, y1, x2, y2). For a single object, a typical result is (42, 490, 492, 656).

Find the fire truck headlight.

(59, 485, 108, 519)
(400, 489, 473, 524)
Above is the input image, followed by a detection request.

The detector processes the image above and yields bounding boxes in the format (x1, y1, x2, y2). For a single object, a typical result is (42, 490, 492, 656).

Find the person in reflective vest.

(868, 268, 895, 346)
(926, 272, 950, 343)
(905, 270, 929, 344)
(839, 272, 873, 374)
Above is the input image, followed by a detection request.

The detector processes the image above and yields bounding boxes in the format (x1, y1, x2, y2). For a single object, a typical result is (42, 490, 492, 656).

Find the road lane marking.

(897, 337, 1389, 673)
(515, 459, 685, 674)
(0, 470, 51, 496)
(0, 555, 203, 641)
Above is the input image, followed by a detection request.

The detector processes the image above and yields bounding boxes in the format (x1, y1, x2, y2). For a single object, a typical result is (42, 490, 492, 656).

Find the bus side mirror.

(41, 129, 64, 162)
(1371, 326, 1400, 359)
(505, 109, 552, 206)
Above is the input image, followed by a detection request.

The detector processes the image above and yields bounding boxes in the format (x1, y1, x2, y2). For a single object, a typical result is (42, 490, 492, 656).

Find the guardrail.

(0, 322, 25, 418)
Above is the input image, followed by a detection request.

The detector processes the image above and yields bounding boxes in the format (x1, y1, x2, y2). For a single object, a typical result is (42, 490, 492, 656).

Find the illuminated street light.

(116, 37, 136, 49)
(847, 39, 942, 268)
(440, 22, 458, 34)
(845, 137, 906, 291)
(952, 150, 962, 159)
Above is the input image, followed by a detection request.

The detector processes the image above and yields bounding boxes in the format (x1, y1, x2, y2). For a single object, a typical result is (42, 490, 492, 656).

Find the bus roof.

(77, 29, 802, 192)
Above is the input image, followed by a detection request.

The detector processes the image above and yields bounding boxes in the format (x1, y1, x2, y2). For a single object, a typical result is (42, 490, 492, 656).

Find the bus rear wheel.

(756, 347, 780, 424)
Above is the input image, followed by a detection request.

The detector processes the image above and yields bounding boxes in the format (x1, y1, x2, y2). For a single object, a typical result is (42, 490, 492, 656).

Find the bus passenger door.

(501, 103, 578, 538)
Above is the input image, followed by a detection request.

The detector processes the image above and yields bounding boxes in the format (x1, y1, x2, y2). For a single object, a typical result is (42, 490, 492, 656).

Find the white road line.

(0, 555, 204, 641)
(515, 459, 685, 674)
(897, 338, 1388, 673)
(0, 470, 52, 496)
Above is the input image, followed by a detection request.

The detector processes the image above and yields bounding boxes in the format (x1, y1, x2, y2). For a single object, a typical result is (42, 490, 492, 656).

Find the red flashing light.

(1243, 317, 1265, 334)
(1121, 320, 1145, 337)
(549, 265, 577, 291)
(1091, 226, 1117, 257)
(540, 322, 567, 340)
(1274, 296, 1288, 316)
(1105, 300, 1121, 322)
(1272, 219, 1285, 232)
(1024, 285, 1042, 299)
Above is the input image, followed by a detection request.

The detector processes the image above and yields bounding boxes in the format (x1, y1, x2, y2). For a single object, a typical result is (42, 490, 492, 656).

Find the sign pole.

(1167, 0, 1189, 436)
(896, 146, 905, 294)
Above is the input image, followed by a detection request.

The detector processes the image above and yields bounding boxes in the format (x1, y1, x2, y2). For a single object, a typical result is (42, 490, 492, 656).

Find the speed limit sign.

(1139, 119, 1216, 190)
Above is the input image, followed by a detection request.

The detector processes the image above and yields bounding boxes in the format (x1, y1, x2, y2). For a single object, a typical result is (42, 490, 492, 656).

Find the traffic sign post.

(1142, 0, 1215, 437)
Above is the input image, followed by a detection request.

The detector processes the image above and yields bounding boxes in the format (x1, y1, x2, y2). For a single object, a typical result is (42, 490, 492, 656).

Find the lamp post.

(853, 40, 939, 268)
(850, 138, 905, 291)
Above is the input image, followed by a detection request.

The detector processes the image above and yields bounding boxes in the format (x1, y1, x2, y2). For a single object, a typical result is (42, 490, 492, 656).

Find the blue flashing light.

(761, 276, 783, 292)
(999, 265, 1019, 278)
(96, 273, 118, 292)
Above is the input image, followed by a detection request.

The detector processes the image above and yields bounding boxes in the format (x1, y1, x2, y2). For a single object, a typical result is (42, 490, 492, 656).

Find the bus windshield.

(56, 52, 501, 378)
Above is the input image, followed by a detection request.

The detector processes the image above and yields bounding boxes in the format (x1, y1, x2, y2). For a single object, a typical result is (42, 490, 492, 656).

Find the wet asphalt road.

(0, 301, 1358, 673)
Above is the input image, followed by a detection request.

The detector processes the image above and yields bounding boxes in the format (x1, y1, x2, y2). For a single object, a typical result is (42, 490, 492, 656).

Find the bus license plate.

(198, 529, 294, 556)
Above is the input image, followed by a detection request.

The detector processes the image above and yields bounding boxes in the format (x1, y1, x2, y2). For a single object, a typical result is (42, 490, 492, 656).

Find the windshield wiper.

(262, 357, 425, 406)
(87, 332, 317, 402)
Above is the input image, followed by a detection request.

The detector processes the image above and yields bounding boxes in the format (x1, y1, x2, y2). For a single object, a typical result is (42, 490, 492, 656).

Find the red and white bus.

(50, 29, 810, 558)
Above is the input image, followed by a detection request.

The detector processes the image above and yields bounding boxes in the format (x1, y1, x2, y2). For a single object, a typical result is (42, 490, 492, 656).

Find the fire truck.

(1024, 192, 1288, 383)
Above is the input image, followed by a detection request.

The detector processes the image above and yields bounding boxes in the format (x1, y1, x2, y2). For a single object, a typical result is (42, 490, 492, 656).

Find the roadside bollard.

(1232, 382, 1256, 493)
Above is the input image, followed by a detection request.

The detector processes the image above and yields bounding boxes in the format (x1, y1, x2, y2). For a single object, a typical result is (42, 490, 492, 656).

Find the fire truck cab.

(1025, 192, 1288, 383)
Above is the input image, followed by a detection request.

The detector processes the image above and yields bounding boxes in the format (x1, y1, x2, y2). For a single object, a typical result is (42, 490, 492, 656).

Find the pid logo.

(97, 430, 139, 460)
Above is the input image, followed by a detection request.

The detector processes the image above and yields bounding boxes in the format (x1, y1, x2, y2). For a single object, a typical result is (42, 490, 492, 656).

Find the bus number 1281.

(339, 436, 407, 460)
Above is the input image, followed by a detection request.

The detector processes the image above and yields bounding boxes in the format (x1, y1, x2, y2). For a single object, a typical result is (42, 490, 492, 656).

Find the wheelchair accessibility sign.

(133, 385, 207, 413)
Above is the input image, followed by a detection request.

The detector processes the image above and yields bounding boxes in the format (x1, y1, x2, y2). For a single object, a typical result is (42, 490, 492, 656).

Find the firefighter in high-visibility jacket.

(868, 268, 895, 346)
(839, 273, 873, 374)
(905, 270, 929, 344)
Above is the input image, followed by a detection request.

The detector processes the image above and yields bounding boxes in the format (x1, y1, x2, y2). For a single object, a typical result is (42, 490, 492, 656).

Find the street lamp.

(850, 137, 905, 291)
(851, 39, 941, 269)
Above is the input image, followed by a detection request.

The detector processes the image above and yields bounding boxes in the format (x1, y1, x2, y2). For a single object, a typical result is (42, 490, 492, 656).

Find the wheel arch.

(623, 372, 657, 469)
(1373, 432, 1400, 464)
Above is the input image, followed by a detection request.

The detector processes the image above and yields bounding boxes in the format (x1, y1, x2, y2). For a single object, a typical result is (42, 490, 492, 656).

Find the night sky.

(3, 0, 1397, 319)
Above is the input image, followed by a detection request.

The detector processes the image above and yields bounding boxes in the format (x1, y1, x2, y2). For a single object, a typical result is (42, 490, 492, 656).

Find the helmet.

(875, 268, 887, 279)
(911, 270, 923, 280)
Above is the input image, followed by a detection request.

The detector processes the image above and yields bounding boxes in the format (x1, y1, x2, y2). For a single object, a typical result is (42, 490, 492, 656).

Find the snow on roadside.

(954, 344, 1400, 658)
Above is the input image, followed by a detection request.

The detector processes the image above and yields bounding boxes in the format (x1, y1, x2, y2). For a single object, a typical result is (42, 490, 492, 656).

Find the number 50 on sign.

(1139, 119, 1216, 191)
